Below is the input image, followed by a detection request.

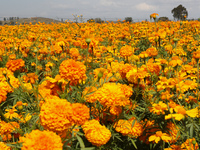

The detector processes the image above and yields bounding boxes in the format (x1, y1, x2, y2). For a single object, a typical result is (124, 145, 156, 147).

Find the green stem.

(197, 59, 199, 101)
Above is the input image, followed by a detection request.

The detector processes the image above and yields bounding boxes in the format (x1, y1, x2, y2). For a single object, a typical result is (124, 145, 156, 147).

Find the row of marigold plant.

(0, 14, 200, 149)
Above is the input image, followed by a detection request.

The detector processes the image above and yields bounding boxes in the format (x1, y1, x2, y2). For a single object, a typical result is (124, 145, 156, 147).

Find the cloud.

(135, 2, 157, 11)
(99, 0, 118, 7)
(51, 4, 71, 9)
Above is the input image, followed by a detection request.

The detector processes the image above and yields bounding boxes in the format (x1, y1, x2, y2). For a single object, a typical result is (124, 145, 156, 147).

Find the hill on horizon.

(1, 17, 62, 25)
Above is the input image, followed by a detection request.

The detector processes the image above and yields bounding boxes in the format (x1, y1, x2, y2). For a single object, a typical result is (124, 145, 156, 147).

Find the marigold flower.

(150, 13, 159, 19)
(4, 108, 20, 119)
(69, 48, 80, 58)
(59, 59, 86, 85)
(0, 121, 20, 141)
(0, 142, 11, 150)
(114, 118, 143, 137)
(19, 130, 63, 150)
(70, 103, 90, 125)
(165, 106, 198, 121)
(169, 56, 183, 67)
(40, 96, 72, 133)
(149, 131, 171, 143)
(192, 50, 200, 60)
(166, 122, 180, 143)
(149, 101, 168, 115)
(181, 138, 199, 150)
(6, 59, 25, 72)
(87, 82, 132, 107)
(120, 45, 134, 57)
(146, 47, 158, 57)
(82, 119, 111, 146)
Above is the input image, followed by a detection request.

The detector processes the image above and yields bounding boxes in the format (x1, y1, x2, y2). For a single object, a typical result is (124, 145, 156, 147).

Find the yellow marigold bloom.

(149, 131, 171, 143)
(165, 106, 198, 121)
(9, 76, 20, 89)
(19, 113, 32, 123)
(87, 82, 133, 107)
(126, 66, 149, 84)
(59, 59, 86, 85)
(120, 45, 134, 57)
(176, 79, 197, 93)
(70, 103, 90, 125)
(19, 130, 63, 150)
(149, 101, 168, 115)
(114, 118, 143, 137)
(169, 56, 183, 67)
(181, 138, 199, 150)
(6, 59, 25, 72)
(4, 108, 20, 119)
(40, 96, 72, 133)
(0, 142, 11, 150)
(82, 119, 111, 147)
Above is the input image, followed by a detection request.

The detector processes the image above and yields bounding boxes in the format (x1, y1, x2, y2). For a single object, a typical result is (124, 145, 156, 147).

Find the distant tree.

(0, 21, 2, 25)
(158, 17, 169, 21)
(4, 18, 6, 21)
(125, 17, 133, 23)
(95, 18, 103, 23)
(171, 4, 188, 21)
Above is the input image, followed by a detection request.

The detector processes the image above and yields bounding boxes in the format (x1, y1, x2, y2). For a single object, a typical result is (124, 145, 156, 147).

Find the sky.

(1, 0, 200, 21)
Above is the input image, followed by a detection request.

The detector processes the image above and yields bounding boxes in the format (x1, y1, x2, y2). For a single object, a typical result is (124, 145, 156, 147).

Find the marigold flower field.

(1, 16, 200, 149)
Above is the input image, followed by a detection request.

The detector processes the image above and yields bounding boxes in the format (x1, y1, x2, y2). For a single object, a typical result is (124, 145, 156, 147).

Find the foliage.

(125, 17, 133, 23)
(171, 4, 188, 20)
(158, 17, 169, 22)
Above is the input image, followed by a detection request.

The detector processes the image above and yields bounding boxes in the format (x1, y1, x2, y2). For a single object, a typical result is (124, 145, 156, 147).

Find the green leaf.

(190, 123, 194, 138)
(80, 147, 96, 150)
(76, 135, 85, 148)
(130, 138, 137, 149)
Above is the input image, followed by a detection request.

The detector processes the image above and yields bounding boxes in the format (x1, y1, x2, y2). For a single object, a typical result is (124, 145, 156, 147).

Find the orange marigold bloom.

(0, 121, 20, 141)
(69, 48, 80, 58)
(59, 59, 86, 85)
(0, 82, 13, 104)
(192, 50, 200, 60)
(19, 130, 63, 150)
(149, 131, 171, 143)
(70, 103, 90, 125)
(166, 122, 180, 143)
(0, 142, 11, 150)
(181, 138, 199, 150)
(146, 62, 161, 76)
(114, 117, 143, 137)
(146, 47, 158, 57)
(150, 13, 159, 19)
(82, 119, 111, 147)
(6, 59, 25, 72)
(40, 96, 72, 133)
(120, 45, 134, 57)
